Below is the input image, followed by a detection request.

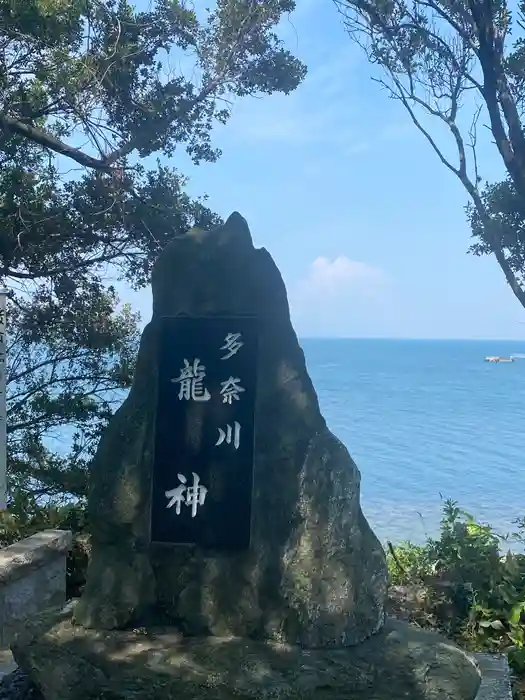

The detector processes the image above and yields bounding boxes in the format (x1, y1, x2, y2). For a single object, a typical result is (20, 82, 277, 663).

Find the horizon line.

(298, 336, 525, 342)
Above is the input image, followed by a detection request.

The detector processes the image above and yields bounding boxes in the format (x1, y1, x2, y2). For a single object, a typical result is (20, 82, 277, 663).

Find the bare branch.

(334, 0, 525, 309)
(468, 105, 482, 185)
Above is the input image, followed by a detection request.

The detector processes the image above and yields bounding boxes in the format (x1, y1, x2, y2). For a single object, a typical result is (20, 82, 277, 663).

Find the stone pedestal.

(11, 604, 481, 700)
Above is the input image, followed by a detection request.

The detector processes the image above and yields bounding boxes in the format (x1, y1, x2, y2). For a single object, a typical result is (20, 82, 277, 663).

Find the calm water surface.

(301, 339, 525, 546)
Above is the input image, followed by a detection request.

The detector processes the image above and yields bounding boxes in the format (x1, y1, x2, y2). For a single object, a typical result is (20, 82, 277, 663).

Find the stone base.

(11, 604, 481, 700)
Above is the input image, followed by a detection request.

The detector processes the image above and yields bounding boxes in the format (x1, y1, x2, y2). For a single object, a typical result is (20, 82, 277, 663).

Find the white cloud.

(296, 256, 386, 298)
(290, 256, 391, 337)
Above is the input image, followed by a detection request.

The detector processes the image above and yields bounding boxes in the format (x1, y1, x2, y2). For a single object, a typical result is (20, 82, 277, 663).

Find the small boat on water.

(484, 355, 514, 363)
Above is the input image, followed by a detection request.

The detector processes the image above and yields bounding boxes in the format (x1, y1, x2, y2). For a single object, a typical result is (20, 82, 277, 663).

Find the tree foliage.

(1, 0, 305, 283)
(1, 0, 305, 172)
(0, 0, 306, 505)
(7, 284, 139, 501)
(334, 0, 525, 309)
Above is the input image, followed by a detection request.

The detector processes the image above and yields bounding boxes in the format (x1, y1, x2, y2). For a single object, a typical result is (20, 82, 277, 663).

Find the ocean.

(301, 338, 525, 548)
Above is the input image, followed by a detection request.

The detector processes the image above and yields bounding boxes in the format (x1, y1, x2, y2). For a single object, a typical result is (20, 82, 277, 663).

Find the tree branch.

(1, 55, 229, 174)
(335, 0, 525, 309)
(4, 249, 140, 280)
(468, 0, 525, 198)
(9, 351, 91, 385)
(0, 114, 114, 172)
(377, 73, 525, 308)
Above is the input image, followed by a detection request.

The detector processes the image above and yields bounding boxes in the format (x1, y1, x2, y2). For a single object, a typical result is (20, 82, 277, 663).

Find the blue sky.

(124, 0, 525, 340)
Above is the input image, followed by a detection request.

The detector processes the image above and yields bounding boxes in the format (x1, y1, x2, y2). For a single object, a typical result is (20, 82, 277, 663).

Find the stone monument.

(11, 213, 481, 699)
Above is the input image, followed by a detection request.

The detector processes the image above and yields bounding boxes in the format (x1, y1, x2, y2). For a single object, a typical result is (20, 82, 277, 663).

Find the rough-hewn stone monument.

(11, 213, 481, 700)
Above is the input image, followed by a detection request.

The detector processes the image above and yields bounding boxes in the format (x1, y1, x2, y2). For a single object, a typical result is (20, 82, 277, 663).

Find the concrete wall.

(0, 530, 72, 646)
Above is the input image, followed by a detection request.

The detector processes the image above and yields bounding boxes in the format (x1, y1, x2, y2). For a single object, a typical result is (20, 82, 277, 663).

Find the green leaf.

(489, 620, 505, 631)
(510, 602, 525, 625)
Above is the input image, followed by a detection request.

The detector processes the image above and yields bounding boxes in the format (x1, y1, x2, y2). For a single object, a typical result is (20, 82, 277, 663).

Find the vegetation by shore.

(386, 500, 525, 699)
(2, 496, 525, 696)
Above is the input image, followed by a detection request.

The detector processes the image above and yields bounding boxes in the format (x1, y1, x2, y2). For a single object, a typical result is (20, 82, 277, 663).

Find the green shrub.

(387, 499, 525, 671)
(386, 541, 431, 585)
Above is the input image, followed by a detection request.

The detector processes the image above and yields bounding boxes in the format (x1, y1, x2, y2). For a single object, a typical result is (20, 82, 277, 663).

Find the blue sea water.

(301, 338, 525, 547)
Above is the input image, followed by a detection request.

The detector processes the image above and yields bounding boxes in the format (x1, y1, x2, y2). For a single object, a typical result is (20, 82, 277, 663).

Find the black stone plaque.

(150, 316, 257, 550)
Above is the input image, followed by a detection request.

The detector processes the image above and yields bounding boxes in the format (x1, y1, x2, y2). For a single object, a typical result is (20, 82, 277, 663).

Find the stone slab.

(11, 606, 481, 700)
(473, 653, 512, 700)
(0, 531, 72, 585)
(0, 531, 73, 648)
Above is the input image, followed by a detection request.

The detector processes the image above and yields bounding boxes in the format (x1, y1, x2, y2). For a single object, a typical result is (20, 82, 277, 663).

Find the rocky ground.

(388, 583, 522, 700)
